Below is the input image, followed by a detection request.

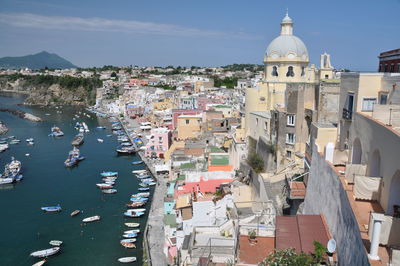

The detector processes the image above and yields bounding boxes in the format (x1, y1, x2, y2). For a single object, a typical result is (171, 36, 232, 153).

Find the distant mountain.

(0, 51, 77, 69)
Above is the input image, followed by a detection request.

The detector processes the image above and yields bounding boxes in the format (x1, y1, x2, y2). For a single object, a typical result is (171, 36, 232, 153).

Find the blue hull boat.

(138, 188, 149, 191)
(41, 205, 62, 212)
(101, 171, 118, 177)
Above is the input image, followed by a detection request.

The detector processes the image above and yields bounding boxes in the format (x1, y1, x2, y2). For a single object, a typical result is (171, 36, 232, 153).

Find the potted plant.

(248, 229, 257, 245)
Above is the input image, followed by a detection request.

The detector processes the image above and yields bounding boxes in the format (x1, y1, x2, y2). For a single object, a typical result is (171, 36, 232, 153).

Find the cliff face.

(0, 76, 97, 106)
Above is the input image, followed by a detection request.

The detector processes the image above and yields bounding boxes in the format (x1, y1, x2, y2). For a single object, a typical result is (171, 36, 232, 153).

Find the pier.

(119, 117, 168, 266)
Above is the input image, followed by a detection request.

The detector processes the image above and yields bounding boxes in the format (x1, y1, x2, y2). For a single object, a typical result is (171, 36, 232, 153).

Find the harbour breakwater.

(0, 108, 42, 122)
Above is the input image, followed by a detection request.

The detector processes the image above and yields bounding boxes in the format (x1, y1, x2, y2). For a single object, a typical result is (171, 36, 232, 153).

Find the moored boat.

(126, 202, 145, 208)
(96, 183, 113, 189)
(70, 210, 80, 217)
(124, 223, 140, 228)
(122, 233, 138, 238)
(48, 126, 64, 137)
(100, 171, 118, 177)
(71, 133, 84, 146)
(49, 240, 63, 246)
(118, 256, 137, 263)
(82, 215, 101, 223)
(138, 187, 150, 191)
(124, 229, 140, 234)
(120, 242, 136, 249)
(131, 161, 143, 165)
(41, 205, 62, 212)
(32, 259, 46, 266)
(97, 138, 104, 143)
(132, 169, 147, 174)
(30, 247, 60, 258)
(102, 188, 117, 194)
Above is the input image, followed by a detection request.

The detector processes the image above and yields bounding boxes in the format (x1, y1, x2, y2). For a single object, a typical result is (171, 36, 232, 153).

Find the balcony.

(342, 108, 353, 120)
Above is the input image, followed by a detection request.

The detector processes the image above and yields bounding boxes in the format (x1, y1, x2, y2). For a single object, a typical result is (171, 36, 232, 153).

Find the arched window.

(301, 66, 305, 76)
(286, 66, 294, 77)
(271, 66, 278, 77)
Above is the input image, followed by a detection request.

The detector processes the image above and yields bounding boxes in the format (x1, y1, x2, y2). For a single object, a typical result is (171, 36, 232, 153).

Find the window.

(379, 93, 388, 105)
(379, 64, 383, 72)
(301, 66, 305, 76)
(325, 74, 329, 79)
(286, 150, 292, 158)
(255, 118, 258, 125)
(390, 64, 395, 72)
(398, 63, 400, 73)
(362, 98, 376, 111)
(287, 114, 295, 126)
(272, 66, 278, 77)
(185, 119, 189, 124)
(286, 133, 295, 144)
(286, 66, 294, 77)
(159, 136, 163, 141)
(264, 121, 268, 130)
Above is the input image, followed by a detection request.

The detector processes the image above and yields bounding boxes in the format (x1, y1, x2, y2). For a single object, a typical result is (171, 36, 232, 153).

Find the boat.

(82, 215, 100, 223)
(49, 240, 63, 246)
(0, 143, 9, 152)
(124, 223, 140, 228)
(132, 192, 150, 197)
(102, 189, 117, 194)
(41, 205, 62, 212)
(82, 122, 89, 132)
(32, 259, 46, 266)
(122, 233, 138, 238)
(136, 174, 151, 179)
(0, 177, 14, 185)
(70, 210, 80, 217)
(138, 187, 150, 191)
(97, 138, 104, 143)
(64, 147, 84, 167)
(118, 256, 137, 263)
(138, 183, 149, 188)
(120, 242, 136, 249)
(71, 133, 84, 146)
(132, 169, 147, 174)
(124, 211, 145, 218)
(100, 171, 118, 177)
(96, 183, 113, 189)
(116, 147, 136, 154)
(131, 161, 143, 165)
(104, 180, 115, 185)
(30, 247, 60, 258)
(48, 126, 64, 137)
(26, 138, 34, 142)
(129, 197, 148, 202)
(124, 229, 140, 234)
(96, 126, 106, 129)
(126, 202, 145, 208)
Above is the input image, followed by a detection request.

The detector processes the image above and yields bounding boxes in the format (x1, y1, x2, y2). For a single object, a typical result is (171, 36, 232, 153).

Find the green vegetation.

(221, 64, 263, 72)
(260, 241, 328, 266)
(211, 75, 239, 89)
(247, 153, 264, 173)
(0, 51, 76, 70)
(157, 84, 176, 90)
(180, 162, 195, 169)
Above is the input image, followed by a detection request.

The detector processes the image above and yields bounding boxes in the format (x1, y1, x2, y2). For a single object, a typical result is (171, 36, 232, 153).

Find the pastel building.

(145, 128, 171, 158)
(176, 114, 202, 140)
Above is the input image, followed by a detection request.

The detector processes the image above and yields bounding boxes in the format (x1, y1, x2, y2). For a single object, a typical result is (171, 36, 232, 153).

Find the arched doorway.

(351, 138, 362, 164)
(368, 149, 381, 177)
(387, 170, 400, 215)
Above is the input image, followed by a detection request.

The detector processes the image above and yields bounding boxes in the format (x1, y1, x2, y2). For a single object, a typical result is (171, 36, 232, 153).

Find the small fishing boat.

(70, 210, 80, 217)
(48, 126, 64, 137)
(129, 197, 148, 202)
(124, 211, 145, 218)
(124, 229, 140, 234)
(49, 240, 63, 246)
(126, 202, 145, 208)
(41, 205, 62, 212)
(136, 174, 151, 179)
(118, 256, 137, 263)
(122, 233, 138, 238)
(121, 238, 137, 243)
(0, 177, 14, 185)
(97, 138, 104, 143)
(100, 171, 118, 177)
(104, 180, 115, 185)
(30, 247, 60, 258)
(138, 187, 150, 191)
(102, 189, 117, 194)
(131, 161, 143, 165)
(71, 133, 84, 146)
(132, 192, 150, 197)
(120, 242, 136, 249)
(132, 170, 147, 174)
(96, 183, 113, 189)
(32, 259, 46, 266)
(96, 126, 106, 130)
(124, 223, 140, 228)
(138, 183, 149, 188)
(82, 215, 101, 223)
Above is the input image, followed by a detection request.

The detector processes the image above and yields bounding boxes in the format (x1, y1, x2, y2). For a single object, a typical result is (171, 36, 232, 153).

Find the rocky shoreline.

(0, 108, 42, 122)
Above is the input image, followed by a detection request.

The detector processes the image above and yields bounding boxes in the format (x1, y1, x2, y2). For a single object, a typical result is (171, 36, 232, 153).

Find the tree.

(111, 72, 117, 78)
(247, 153, 264, 173)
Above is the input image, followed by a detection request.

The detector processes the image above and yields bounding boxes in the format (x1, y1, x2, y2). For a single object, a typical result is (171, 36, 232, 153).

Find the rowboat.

(30, 247, 60, 258)
(121, 238, 137, 243)
(132, 170, 147, 174)
(124, 211, 144, 218)
(132, 192, 150, 197)
(104, 180, 115, 185)
(82, 215, 100, 223)
(130, 197, 148, 202)
(138, 187, 150, 191)
(70, 210, 80, 217)
(120, 242, 136, 249)
(131, 161, 143, 165)
(41, 205, 62, 212)
(118, 256, 137, 263)
(124, 223, 140, 228)
(102, 189, 117, 194)
(122, 233, 137, 238)
(32, 259, 46, 266)
(124, 229, 140, 234)
(49, 240, 63, 246)
(100, 171, 118, 177)
(96, 183, 113, 189)
(126, 202, 145, 208)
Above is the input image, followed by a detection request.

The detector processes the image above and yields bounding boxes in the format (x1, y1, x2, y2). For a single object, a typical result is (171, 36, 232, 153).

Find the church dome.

(266, 35, 308, 60)
(264, 12, 309, 61)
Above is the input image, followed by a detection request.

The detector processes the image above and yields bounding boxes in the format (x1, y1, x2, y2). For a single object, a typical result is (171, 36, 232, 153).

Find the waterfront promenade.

(120, 116, 168, 266)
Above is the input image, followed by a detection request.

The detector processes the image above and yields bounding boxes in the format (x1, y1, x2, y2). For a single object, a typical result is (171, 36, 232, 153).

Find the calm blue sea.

(0, 93, 149, 265)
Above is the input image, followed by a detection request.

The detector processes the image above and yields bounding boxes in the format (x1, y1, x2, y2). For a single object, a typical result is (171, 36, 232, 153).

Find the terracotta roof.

(238, 236, 275, 265)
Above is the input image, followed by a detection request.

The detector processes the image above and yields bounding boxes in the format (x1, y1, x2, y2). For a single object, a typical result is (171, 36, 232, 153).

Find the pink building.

(145, 128, 171, 158)
(125, 103, 144, 119)
(197, 97, 223, 111)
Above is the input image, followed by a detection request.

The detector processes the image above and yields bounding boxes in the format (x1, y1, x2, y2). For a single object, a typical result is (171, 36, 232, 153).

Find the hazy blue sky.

(0, 0, 399, 70)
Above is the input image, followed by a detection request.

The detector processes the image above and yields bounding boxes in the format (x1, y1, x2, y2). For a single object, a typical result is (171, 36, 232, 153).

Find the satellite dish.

(327, 239, 336, 253)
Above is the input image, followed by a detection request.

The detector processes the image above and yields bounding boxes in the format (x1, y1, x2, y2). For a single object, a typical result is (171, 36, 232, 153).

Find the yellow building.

(153, 98, 175, 111)
(177, 114, 202, 140)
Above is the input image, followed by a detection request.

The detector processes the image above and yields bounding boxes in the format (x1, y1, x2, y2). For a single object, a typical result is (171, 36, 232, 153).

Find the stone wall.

(302, 148, 369, 266)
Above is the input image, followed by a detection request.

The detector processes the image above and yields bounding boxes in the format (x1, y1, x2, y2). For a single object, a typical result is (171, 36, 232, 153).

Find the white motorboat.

(124, 229, 140, 234)
(30, 247, 60, 258)
(132, 170, 147, 174)
(97, 138, 104, 143)
(32, 259, 46, 266)
(118, 257, 137, 263)
(49, 240, 63, 246)
(82, 215, 101, 223)
(124, 223, 140, 228)
(102, 189, 117, 194)
(96, 183, 113, 189)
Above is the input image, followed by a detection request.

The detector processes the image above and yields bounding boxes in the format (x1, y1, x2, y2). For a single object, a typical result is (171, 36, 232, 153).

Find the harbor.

(0, 93, 152, 265)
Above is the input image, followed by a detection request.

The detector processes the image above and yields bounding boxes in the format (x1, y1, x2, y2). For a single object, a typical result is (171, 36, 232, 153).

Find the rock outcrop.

(0, 108, 42, 122)
(0, 121, 8, 135)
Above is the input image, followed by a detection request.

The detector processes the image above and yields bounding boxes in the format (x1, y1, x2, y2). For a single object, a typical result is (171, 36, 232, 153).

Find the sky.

(0, 0, 399, 70)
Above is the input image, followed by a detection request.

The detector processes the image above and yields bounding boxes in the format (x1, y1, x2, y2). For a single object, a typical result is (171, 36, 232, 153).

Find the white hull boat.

(82, 215, 101, 223)
(30, 247, 60, 258)
(32, 259, 46, 266)
(49, 240, 63, 246)
(124, 223, 140, 228)
(118, 257, 137, 263)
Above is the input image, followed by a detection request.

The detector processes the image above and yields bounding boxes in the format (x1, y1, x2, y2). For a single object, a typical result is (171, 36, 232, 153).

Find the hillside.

(0, 51, 77, 70)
